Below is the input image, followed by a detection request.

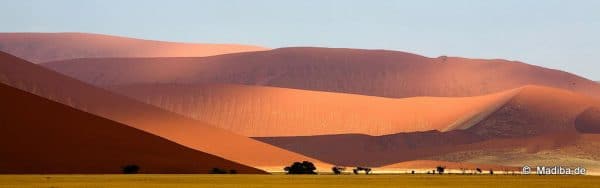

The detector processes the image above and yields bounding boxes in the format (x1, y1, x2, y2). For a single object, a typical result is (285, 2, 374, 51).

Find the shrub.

(121, 165, 140, 174)
(436, 166, 446, 174)
(211, 168, 228, 174)
(284, 161, 317, 174)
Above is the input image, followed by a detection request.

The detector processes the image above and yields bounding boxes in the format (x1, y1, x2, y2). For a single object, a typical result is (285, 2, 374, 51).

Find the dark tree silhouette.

(352, 167, 372, 175)
(211, 168, 228, 174)
(284, 161, 317, 174)
(121, 165, 140, 174)
(476, 168, 482, 174)
(436, 166, 446, 174)
(489, 169, 494, 175)
(332, 166, 345, 175)
(229, 169, 238, 174)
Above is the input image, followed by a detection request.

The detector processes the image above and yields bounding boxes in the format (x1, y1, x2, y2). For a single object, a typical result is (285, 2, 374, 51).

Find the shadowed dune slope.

(43, 47, 600, 98)
(0, 51, 329, 171)
(255, 86, 600, 167)
(468, 85, 600, 138)
(0, 83, 264, 174)
(112, 83, 517, 137)
(0, 32, 268, 63)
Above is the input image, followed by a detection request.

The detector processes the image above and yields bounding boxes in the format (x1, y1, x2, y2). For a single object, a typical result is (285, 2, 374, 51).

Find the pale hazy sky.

(1, 0, 599, 80)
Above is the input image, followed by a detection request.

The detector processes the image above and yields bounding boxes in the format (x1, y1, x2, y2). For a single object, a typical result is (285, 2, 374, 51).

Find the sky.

(1, 0, 599, 80)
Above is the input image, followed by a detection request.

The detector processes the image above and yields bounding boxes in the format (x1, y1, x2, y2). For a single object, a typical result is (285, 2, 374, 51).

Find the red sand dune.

(0, 83, 264, 174)
(43, 47, 600, 98)
(112, 83, 517, 137)
(0, 32, 268, 63)
(469, 85, 600, 138)
(255, 86, 600, 167)
(0, 51, 329, 171)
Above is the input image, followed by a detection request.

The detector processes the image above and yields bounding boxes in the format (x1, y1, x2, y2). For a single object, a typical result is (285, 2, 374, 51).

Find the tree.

(284, 161, 317, 174)
(352, 167, 372, 175)
(121, 165, 140, 174)
(332, 166, 345, 175)
(436, 166, 446, 174)
(211, 168, 228, 174)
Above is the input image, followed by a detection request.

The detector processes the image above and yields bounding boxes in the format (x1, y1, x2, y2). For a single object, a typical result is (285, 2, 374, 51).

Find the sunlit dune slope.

(0, 51, 329, 171)
(43, 47, 600, 98)
(0, 32, 268, 63)
(0, 83, 264, 174)
(112, 83, 517, 137)
(256, 86, 600, 167)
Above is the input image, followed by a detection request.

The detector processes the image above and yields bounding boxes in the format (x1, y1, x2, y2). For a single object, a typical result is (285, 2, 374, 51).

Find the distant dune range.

(0, 83, 264, 174)
(111, 83, 517, 137)
(5, 33, 600, 172)
(254, 86, 600, 167)
(0, 51, 330, 172)
(43, 47, 600, 98)
(0, 33, 268, 63)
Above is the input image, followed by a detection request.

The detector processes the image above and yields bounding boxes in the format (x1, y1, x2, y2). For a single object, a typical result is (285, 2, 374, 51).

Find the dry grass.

(1, 174, 599, 188)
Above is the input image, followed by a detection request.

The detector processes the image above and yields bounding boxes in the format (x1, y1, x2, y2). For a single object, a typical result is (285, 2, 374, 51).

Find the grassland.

(1, 174, 600, 188)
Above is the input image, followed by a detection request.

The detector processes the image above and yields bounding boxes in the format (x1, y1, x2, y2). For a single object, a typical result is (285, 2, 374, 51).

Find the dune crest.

(0, 51, 329, 172)
(0, 32, 268, 63)
(43, 47, 600, 98)
(0, 83, 264, 174)
(112, 83, 518, 137)
(256, 86, 600, 167)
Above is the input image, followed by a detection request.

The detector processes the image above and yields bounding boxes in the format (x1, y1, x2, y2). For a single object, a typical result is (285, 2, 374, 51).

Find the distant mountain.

(0, 83, 264, 174)
(0, 32, 268, 63)
(43, 47, 600, 98)
(0, 51, 329, 172)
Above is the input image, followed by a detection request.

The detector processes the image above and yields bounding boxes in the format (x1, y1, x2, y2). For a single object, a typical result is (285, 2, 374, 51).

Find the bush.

(332, 166, 345, 175)
(211, 168, 228, 174)
(284, 161, 317, 174)
(121, 165, 140, 174)
(436, 166, 446, 174)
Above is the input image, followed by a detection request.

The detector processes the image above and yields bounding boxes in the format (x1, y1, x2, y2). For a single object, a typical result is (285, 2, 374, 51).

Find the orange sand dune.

(112, 83, 517, 137)
(0, 83, 264, 174)
(0, 32, 268, 63)
(256, 86, 600, 167)
(469, 85, 600, 137)
(0, 51, 329, 172)
(43, 47, 600, 98)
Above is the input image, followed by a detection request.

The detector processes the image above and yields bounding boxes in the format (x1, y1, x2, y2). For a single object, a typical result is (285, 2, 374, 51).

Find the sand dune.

(43, 47, 600, 98)
(0, 32, 268, 63)
(256, 86, 600, 167)
(0, 51, 329, 172)
(112, 83, 517, 137)
(0, 83, 264, 174)
(469, 85, 600, 138)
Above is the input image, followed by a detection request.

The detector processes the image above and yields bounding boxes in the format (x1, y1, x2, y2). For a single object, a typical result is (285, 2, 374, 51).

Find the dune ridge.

(112, 83, 518, 137)
(0, 32, 268, 63)
(0, 51, 329, 171)
(0, 83, 264, 174)
(255, 85, 600, 167)
(43, 47, 600, 98)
